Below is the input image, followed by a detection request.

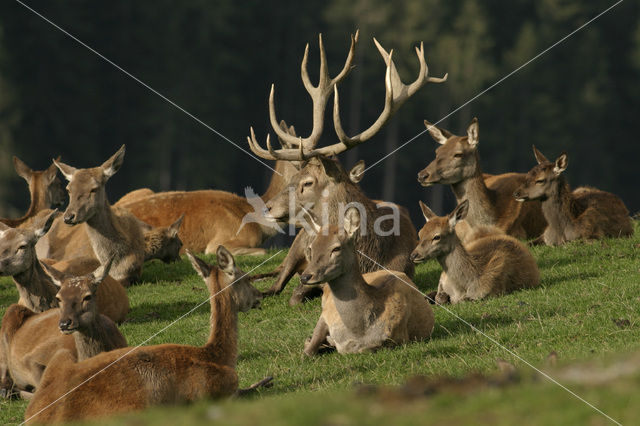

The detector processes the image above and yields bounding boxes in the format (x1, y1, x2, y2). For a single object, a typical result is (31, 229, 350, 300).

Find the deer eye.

(331, 246, 341, 253)
(453, 153, 464, 158)
(432, 235, 441, 242)
(90, 187, 99, 193)
(535, 179, 546, 185)
(302, 181, 313, 188)
(17, 245, 27, 251)
(83, 295, 92, 302)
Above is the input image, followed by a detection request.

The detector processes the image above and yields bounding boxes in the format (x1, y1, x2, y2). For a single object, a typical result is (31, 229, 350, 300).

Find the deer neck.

(326, 256, 374, 335)
(73, 316, 116, 361)
(204, 269, 237, 368)
(541, 177, 576, 238)
(12, 259, 58, 312)
(437, 236, 479, 292)
(450, 161, 496, 227)
(84, 203, 125, 262)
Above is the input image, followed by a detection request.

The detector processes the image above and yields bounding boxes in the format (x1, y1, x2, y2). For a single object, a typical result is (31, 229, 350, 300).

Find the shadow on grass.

(125, 300, 209, 324)
(431, 312, 516, 340)
(541, 271, 600, 288)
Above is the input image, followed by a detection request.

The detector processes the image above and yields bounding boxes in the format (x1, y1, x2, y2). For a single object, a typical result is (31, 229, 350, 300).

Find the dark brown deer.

(248, 31, 446, 304)
(0, 156, 65, 227)
(301, 207, 433, 355)
(24, 247, 261, 423)
(513, 147, 633, 245)
(410, 200, 540, 304)
(417, 118, 546, 240)
(0, 258, 126, 399)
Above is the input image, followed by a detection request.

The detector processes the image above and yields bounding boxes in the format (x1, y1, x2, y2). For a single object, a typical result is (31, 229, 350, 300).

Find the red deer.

(417, 118, 546, 240)
(410, 200, 540, 304)
(513, 147, 634, 245)
(248, 31, 446, 304)
(0, 258, 126, 399)
(44, 146, 146, 286)
(0, 211, 129, 323)
(0, 156, 65, 227)
(24, 247, 261, 423)
(301, 207, 433, 355)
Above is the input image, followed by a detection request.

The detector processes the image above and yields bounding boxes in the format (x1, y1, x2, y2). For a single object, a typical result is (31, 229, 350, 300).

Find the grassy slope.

(1, 222, 639, 424)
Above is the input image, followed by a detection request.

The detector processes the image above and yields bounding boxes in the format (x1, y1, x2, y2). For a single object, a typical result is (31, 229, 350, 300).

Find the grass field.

(1, 222, 639, 425)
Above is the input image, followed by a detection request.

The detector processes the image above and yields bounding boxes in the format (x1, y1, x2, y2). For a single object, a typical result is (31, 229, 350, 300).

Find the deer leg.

(289, 283, 323, 306)
(209, 239, 267, 257)
(263, 233, 307, 296)
(304, 317, 330, 357)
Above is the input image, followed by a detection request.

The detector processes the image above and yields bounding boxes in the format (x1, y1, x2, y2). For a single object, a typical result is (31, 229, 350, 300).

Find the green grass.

(1, 223, 639, 424)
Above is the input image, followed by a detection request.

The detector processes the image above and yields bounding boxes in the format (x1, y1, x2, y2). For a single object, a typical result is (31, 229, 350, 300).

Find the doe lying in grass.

(23, 246, 262, 423)
(300, 207, 434, 356)
(0, 257, 126, 399)
(410, 200, 540, 304)
(513, 147, 634, 245)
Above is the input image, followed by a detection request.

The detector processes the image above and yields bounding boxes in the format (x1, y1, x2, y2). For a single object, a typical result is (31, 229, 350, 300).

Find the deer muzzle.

(58, 318, 76, 334)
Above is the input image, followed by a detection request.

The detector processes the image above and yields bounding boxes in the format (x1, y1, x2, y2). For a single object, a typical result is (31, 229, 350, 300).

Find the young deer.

(49, 145, 146, 286)
(417, 118, 546, 240)
(249, 32, 446, 303)
(24, 247, 261, 423)
(301, 207, 434, 355)
(410, 200, 540, 304)
(0, 156, 65, 227)
(513, 147, 634, 245)
(0, 258, 127, 399)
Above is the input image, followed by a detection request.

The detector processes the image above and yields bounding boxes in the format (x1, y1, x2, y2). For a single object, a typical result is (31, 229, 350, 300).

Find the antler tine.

(248, 127, 277, 161)
(248, 127, 309, 162)
(268, 32, 360, 153)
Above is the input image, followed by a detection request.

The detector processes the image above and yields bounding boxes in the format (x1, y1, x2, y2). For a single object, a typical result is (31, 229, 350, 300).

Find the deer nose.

(299, 274, 312, 285)
(409, 251, 421, 263)
(59, 319, 73, 331)
(63, 213, 76, 224)
(417, 169, 429, 184)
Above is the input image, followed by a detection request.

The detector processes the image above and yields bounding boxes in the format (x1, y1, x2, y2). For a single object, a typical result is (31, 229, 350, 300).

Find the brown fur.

(24, 247, 261, 423)
(0, 212, 129, 323)
(0, 157, 65, 228)
(418, 118, 546, 239)
(0, 261, 127, 398)
(513, 148, 633, 245)
(113, 188, 155, 206)
(262, 157, 417, 304)
(411, 200, 540, 304)
(49, 146, 146, 286)
(301, 207, 433, 355)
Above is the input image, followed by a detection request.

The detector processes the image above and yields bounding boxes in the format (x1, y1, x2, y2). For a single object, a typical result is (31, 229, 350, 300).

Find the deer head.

(513, 147, 568, 202)
(144, 214, 184, 263)
(13, 156, 66, 210)
(187, 246, 262, 312)
(410, 200, 469, 263)
(299, 206, 361, 285)
(0, 210, 57, 276)
(249, 32, 446, 222)
(55, 146, 126, 225)
(417, 118, 480, 186)
(41, 256, 114, 334)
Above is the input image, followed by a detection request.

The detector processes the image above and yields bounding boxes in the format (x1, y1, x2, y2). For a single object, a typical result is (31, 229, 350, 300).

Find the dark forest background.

(0, 0, 638, 232)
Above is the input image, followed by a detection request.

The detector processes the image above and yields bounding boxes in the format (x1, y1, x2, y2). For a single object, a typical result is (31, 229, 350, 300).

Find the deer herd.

(0, 31, 634, 423)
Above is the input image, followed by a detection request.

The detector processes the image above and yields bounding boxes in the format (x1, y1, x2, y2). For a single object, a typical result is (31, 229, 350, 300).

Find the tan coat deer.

(248, 32, 446, 304)
(45, 145, 146, 286)
(411, 200, 540, 304)
(513, 147, 634, 245)
(0, 258, 127, 398)
(301, 207, 433, 355)
(417, 118, 546, 240)
(24, 247, 261, 423)
(0, 156, 65, 227)
(0, 211, 129, 323)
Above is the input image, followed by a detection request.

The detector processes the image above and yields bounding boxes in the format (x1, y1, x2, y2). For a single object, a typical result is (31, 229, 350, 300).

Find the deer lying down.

(0, 258, 127, 399)
(411, 200, 540, 304)
(0, 211, 129, 323)
(417, 118, 546, 240)
(513, 147, 634, 246)
(24, 246, 262, 423)
(0, 156, 65, 228)
(301, 207, 434, 356)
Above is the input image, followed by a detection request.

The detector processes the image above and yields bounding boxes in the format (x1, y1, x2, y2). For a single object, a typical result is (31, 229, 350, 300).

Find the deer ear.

(102, 145, 126, 179)
(44, 158, 61, 183)
(186, 250, 212, 280)
(349, 160, 365, 183)
(424, 120, 449, 145)
(54, 159, 77, 182)
(343, 206, 361, 239)
(448, 200, 469, 228)
(533, 145, 549, 164)
(169, 214, 185, 237)
(40, 262, 66, 288)
(33, 210, 58, 240)
(419, 201, 437, 223)
(13, 156, 33, 181)
(91, 255, 115, 286)
(466, 118, 479, 147)
(553, 152, 568, 175)
(216, 245, 236, 275)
